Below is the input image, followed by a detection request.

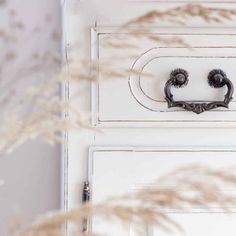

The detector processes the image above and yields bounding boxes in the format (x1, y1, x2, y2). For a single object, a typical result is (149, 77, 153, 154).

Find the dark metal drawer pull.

(164, 69, 234, 114)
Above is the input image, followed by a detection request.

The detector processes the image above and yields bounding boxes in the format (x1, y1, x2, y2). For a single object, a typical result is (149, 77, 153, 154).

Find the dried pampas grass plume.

(127, 4, 236, 25)
(1, 3, 236, 154)
(19, 165, 236, 236)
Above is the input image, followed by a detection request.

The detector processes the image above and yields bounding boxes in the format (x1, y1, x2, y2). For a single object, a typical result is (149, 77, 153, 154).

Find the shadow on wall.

(0, 140, 60, 234)
(0, 0, 61, 234)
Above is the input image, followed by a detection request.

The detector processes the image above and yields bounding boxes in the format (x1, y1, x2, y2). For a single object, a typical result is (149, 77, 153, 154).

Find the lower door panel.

(88, 147, 236, 236)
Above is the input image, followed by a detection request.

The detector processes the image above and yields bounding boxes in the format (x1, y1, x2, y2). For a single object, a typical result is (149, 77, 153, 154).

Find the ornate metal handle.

(164, 69, 234, 114)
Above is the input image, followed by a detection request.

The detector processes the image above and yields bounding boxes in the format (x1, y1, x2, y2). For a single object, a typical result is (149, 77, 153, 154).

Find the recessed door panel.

(89, 147, 236, 236)
(92, 28, 236, 126)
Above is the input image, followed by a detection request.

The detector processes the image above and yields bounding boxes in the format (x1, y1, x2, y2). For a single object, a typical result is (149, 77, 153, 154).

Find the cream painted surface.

(93, 28, 236, 126)
(63, 0, 236, 235)
(90, 147, 236, 236)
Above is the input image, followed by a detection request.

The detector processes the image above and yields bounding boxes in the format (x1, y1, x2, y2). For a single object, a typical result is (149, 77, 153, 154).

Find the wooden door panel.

(89, 147, 236, 236)
(92, 28, 236, 127)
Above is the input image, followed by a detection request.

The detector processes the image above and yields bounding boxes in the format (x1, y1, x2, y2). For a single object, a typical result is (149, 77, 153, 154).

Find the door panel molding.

(92, 27, 236, 127)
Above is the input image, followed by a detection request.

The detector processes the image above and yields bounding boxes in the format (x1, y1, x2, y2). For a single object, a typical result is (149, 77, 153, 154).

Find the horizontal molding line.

(98, 119, 236, 122)
(128, 1, 236, 3)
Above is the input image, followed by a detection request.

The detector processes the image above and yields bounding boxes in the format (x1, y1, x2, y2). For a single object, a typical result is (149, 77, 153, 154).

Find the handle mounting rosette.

(164, 69, 234, 114)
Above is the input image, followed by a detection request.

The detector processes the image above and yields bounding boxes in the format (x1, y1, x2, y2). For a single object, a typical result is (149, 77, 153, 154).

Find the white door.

(62, 1, 236, 235)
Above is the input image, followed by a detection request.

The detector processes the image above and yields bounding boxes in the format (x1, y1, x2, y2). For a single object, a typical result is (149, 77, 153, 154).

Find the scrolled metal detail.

(164, 69, 234, 114)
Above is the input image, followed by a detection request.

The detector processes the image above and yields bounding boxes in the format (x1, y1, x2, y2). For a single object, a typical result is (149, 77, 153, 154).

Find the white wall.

(0, 0, 61, 234)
